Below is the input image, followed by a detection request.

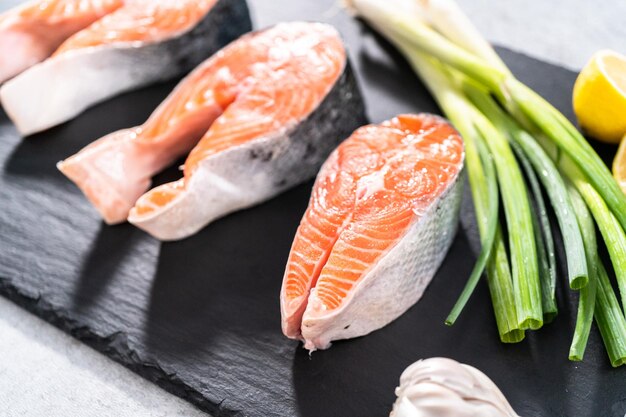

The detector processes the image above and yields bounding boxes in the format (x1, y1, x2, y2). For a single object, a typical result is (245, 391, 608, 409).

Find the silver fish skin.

(0, 0, 252, 136)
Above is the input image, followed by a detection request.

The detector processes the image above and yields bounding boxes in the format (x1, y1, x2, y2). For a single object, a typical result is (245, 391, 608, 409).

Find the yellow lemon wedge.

(612, 134, 626, 194)
(573, 50, 626, 144)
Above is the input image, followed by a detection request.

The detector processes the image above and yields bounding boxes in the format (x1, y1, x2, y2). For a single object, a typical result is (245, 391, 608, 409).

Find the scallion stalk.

(464, 86, 587, 289)
(412, 0, 510, 75)
(444, 122, 499, 326)
(440, 96, 523, 341)
(510, 130, 587, 289)
(595, 261, 626, 367)
(414, 0, 626, 233)
(504, 79, 626, 233)
(469, 105, 542, 330)
(486, 229, 525, 343)
(559, 157, 626, 313)
(514, 143, 558, 322)
(567, 184, 597, 360)
(355, 2, 507, 91)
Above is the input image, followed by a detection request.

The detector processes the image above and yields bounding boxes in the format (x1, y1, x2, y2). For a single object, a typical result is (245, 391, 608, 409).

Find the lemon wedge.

(573, 50, 626, 144)
(613, 134, 626, 194)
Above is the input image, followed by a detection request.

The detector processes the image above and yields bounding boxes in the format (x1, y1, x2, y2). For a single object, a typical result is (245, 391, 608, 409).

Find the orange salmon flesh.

(281, 114, 464, 340)
(130, 22, 345, 219)
(53, 0, 217, 55)
(0, 0, 123, 82)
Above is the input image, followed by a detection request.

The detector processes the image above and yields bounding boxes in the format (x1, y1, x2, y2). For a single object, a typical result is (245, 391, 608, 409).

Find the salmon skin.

(0, 0, 252, 136)
(0, 0, 122, 84)
(58, 22, 367, 239)
(280, 114, 465, 351)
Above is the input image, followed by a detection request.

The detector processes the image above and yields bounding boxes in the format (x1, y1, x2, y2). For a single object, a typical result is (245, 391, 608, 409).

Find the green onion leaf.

(445, 126, 498, 326)
(595, 261, 626, 367)
(464, 84, 588, 290)
(560, 157, 626, 314)
(514, 143, 558, 322)
(567, 184, 597, 361)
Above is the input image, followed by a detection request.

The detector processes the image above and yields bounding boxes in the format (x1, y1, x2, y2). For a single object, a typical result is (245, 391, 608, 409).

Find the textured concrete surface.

(0, 297, 207, 417)
(458, 0, 626, 70)
(0, 0, 623, 416)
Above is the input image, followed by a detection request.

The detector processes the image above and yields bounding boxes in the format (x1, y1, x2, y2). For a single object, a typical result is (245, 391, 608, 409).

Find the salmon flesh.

(1, 0, 252, 135)
(58, 22, 367, 239)
(280, 114, 465, 351)
(0, 0, 123, 84)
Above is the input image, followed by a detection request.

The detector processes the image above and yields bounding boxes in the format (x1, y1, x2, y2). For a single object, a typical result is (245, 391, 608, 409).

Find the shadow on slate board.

(1, 0, 626, 416)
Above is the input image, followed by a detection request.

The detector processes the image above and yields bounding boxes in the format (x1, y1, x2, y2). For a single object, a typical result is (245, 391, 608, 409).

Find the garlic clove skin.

(390, 357, 520, 417)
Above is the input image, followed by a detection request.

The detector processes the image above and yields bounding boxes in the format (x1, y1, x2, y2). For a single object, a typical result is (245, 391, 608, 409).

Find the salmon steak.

(58, 22, 366, 239)
(0, 0, 251, 135)
(0, 0, 122, 84)
(280, 114, 465, 351)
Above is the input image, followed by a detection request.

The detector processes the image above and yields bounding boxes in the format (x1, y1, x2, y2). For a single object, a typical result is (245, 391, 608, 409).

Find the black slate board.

(1, 1, 625, 416)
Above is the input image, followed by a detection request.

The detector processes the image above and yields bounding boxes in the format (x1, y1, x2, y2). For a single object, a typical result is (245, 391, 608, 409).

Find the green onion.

(470, 105, 541, 330)
(443, 99, 524, 341)
(514, 144, 558, 322)
(559, 157, 626, 314)
(511, 130, 588, 289)
(409, 0, 510, 75)
(450, 107, 524, 341)
(567, 184, 597, 361)
(367, 5, 507, 91)
(465, 88, 588, 290)
(444, 121, 499, 326)
(595, 261, 626, 367)
(486, 228, 526, 343)
(426, 0, 626, 228)
(462, 85, 562, 321)
(504, 80, 626, 233)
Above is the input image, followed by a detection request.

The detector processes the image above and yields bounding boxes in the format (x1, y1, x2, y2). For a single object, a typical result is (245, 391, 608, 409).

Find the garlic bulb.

(390, 357, 520, 417)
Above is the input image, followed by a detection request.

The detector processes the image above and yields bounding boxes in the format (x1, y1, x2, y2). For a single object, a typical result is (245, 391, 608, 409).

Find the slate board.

(1, 1, 626, 416)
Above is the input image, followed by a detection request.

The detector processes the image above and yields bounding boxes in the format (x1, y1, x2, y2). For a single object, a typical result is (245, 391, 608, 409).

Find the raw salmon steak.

(0, 0, 251, 135)
(280, 114, 465, 351)
(58, 22, 366, 237)
(0, 0, 122, 84)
